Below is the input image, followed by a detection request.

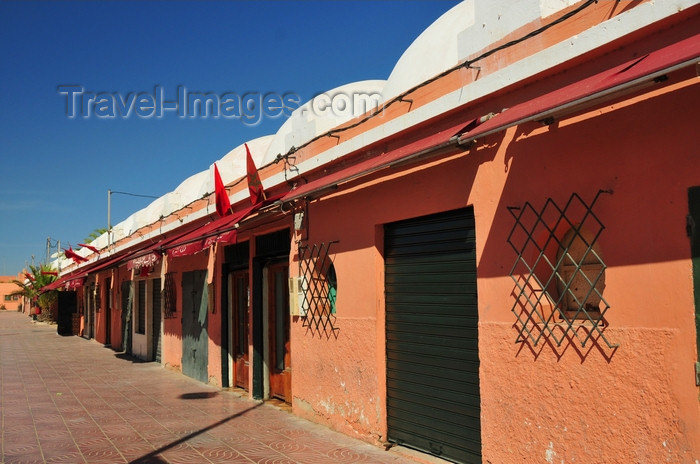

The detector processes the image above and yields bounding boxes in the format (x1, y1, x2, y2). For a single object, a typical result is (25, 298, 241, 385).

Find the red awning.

(42, 269, 88, 291)
(43, 275, 73, 291)
(282, 31, 700, 203)
(458, 30, 700, 143)
(167, 205, 253, 258)
(44, 249, 136, 290)
(126, 251, 160, 271)
(65, 277, 86, 290)
(167, 193, 286, 258)
(82, 250, 136, 275)
(123, 220, 205, 269)
(281, 120, 465, 202)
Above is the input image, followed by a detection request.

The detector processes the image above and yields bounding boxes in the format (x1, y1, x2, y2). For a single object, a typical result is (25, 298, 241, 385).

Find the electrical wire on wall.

(148, 0, 600, 228)
(273, 0, 599, 165)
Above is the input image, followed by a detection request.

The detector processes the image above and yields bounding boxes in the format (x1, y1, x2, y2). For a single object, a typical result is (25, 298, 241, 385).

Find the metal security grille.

(256, 229, 290, 258)
(95, 283, 100, 312)
(164, 272, 177, 319)
(507, 190, 617, 348)
(298, 242, 338, 338)
(385, 207, 481, 464)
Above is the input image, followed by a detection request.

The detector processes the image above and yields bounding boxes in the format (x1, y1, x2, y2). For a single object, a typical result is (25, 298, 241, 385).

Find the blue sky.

(0, 0, 459, 275)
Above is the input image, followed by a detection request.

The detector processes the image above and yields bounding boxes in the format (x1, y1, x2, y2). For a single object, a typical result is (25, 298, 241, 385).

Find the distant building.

(47, 1, 700, 462)
(0, 274, 22, 311)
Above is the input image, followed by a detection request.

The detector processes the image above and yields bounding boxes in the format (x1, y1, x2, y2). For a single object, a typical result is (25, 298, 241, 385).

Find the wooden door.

(230, 270, 250, 390)
(267, 262, 291, 402)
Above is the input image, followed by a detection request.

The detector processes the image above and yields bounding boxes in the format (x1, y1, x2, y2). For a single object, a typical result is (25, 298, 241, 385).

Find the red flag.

(78, 243, 100, 254)
(64, 247, 88, 263)
(245, 143, 266, 205)
(40, 271, 58, 276)
(214, 163, 231, 218)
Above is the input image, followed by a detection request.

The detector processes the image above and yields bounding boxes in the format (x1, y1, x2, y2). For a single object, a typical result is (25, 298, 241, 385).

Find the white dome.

(214, 135, 274, 179)
(382, 0, 548, 100)
(264, 80, 386, 162)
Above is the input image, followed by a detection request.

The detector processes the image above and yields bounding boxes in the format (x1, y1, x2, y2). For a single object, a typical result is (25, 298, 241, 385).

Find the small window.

(556, 227, 606, 320)
(164, 272, 177, 318)
(325, 262, 337, 315)
(508, 191, 616, 348)
(298, 241, 339, 337)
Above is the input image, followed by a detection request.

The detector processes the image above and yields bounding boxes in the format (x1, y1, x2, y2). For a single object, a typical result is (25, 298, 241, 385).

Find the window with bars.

(298, 241, 338, 338)
(507, 190, 617, 349)
(164, 272, 177, 318)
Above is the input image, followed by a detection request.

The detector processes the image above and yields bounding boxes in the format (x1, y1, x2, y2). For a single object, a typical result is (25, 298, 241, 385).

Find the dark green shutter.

(152, 278, 162, 363)
(688, 187, 700, 369)
(385, 207, 481, 463)
(181, 270, 208, 383)
(121, 280, 133, 354)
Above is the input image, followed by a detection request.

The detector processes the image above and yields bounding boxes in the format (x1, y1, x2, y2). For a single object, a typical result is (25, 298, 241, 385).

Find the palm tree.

(83, 228, 107, 244)
(10, 264, 58, 321)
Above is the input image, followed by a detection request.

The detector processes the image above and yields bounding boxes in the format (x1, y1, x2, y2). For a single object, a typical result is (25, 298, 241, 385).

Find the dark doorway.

(57, 291, 77, 336)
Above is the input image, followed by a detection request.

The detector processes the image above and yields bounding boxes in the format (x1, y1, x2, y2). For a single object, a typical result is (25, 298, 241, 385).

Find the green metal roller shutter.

(152, 278, 162, 363)
(385, 207, 481, 463)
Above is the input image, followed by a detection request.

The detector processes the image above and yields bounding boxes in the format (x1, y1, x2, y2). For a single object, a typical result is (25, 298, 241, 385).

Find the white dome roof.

(214, 135, 274, 180)
(382, 0, 546, 101)
(264, 80, 386, 162)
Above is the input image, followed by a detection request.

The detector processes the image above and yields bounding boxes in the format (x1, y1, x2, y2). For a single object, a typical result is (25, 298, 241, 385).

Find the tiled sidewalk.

(0, 311, 424, 464)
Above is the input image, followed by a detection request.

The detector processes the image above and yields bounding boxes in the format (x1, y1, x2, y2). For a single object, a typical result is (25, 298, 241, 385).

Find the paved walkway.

(0, 311, 427, 464)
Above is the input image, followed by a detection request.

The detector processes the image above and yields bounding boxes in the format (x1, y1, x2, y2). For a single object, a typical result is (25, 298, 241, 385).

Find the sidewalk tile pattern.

(0, 311, 417, 464)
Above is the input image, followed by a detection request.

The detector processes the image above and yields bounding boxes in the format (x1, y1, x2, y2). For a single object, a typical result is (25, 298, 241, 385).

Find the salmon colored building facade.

(48, 1, 700, 462)
(0, 274, 22, 311)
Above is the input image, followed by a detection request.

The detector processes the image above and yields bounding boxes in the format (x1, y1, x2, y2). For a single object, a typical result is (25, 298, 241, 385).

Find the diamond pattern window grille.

(298, 241, 338, 338)
(507, 190, 617, 348)
(164, 272, 177, 319)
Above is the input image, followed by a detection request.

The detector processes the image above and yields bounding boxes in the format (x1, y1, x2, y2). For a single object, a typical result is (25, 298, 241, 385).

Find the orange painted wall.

(473, 76, 700, 462)
(288, 55, 700, 462)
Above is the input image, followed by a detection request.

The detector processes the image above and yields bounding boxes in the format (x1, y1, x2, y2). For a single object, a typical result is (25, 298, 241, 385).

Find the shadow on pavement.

(114, 352, 151, 363)
(179, 391, 219, 400)
(129, 402, 262, 464)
